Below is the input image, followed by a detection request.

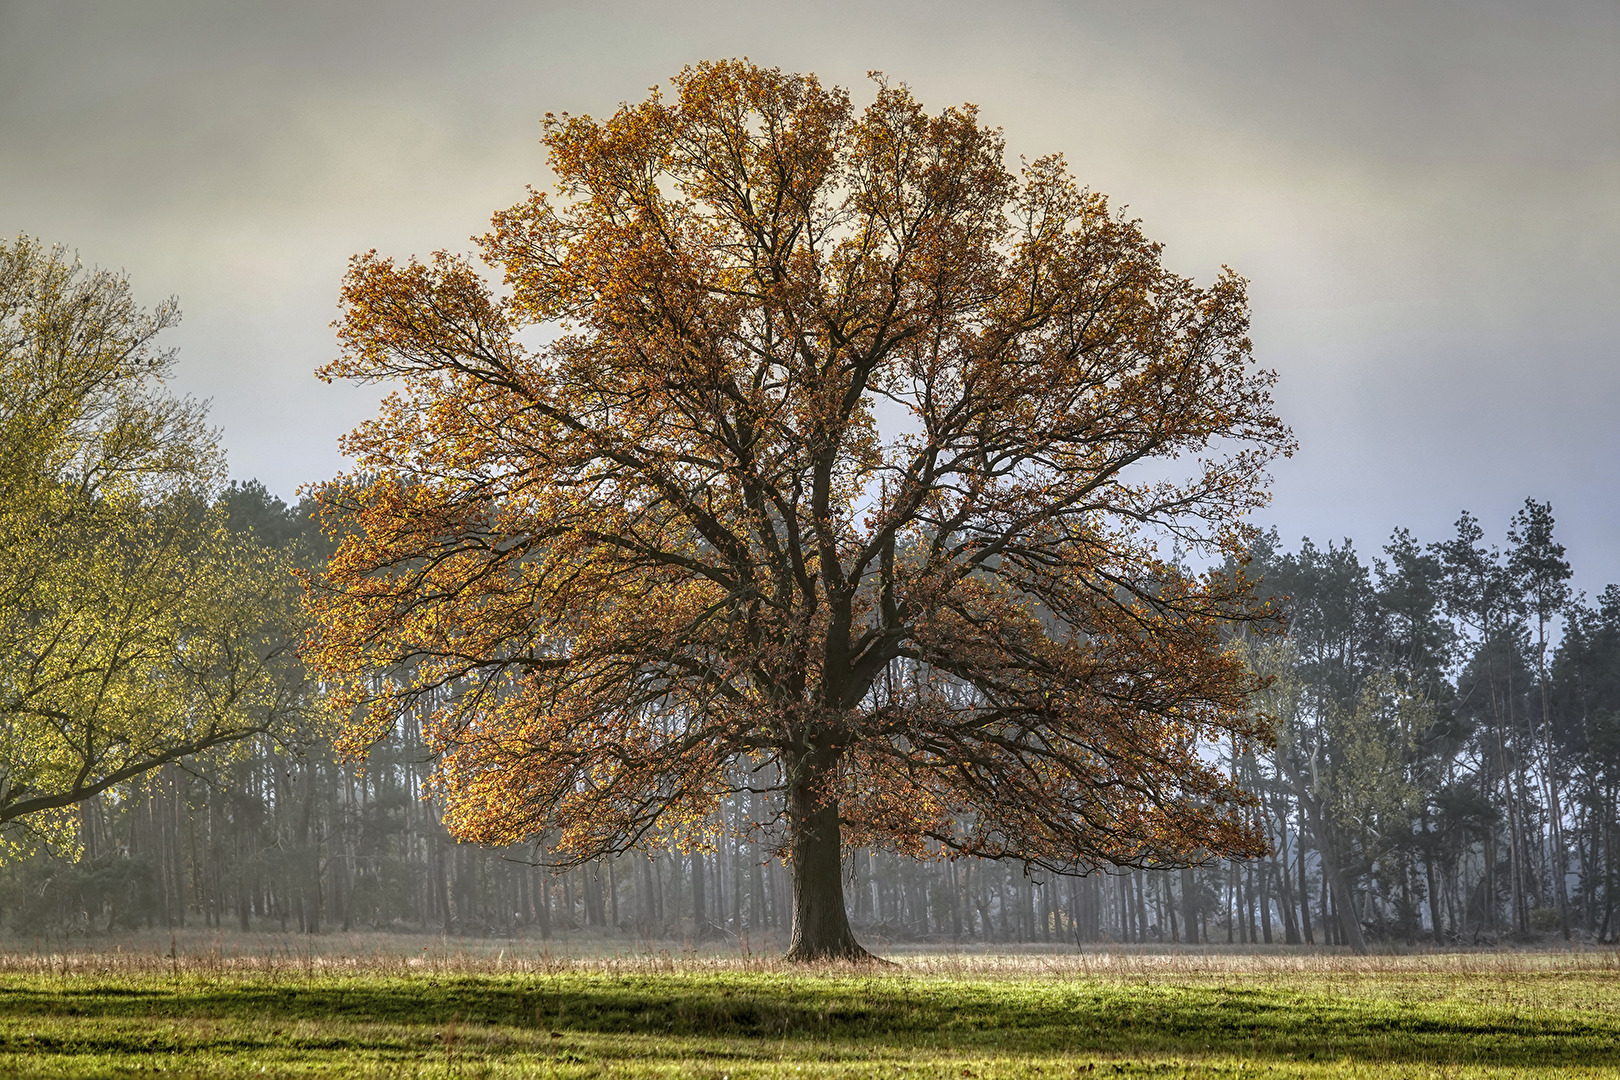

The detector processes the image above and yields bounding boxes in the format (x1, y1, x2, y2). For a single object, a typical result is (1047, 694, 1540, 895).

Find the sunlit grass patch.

(0, 944, 1613, 1077)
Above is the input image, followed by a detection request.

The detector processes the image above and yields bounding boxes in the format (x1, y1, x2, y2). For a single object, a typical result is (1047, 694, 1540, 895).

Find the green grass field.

(0, 939, 1615, 1077)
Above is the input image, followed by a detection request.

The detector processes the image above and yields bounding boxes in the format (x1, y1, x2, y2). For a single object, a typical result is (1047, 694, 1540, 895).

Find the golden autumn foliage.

(306, 62, 1293, 959)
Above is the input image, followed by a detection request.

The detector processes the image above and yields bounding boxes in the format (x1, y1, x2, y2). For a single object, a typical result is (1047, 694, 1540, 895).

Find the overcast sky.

(4, 1, 1617, 590)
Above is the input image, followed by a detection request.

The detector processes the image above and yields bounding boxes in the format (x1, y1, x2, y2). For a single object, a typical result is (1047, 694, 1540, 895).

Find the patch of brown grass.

(0, 926, 1614, 983)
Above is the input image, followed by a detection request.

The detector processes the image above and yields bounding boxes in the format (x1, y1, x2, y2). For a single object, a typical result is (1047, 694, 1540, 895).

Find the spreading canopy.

(308, 63, 1292, 934)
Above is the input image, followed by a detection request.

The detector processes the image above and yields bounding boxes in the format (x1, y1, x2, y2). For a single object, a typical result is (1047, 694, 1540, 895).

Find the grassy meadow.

(0, 934, 1614, 1077)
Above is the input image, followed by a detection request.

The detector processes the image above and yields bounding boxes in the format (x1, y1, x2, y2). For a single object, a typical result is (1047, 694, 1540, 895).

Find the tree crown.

(309, 61, 1293, 873)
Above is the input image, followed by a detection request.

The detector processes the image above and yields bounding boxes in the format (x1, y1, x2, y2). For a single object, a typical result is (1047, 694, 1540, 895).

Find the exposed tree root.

(783, 936, 893, 966)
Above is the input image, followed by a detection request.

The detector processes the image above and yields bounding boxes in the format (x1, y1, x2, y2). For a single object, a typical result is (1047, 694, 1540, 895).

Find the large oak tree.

(307, 62, 1292, 960)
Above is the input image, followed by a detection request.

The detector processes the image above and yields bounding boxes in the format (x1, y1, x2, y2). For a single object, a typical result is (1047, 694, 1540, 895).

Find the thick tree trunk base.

(783, 935, 887, 965)
(783, 756, 886, 965)
(783, 854, 875, 964)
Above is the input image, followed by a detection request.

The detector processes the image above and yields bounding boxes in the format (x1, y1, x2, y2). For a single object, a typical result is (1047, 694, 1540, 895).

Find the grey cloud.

(3, 0, 1616, 588)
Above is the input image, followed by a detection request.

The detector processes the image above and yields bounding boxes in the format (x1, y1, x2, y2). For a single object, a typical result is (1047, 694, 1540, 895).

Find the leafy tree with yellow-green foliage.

(0, 236, 307, 849)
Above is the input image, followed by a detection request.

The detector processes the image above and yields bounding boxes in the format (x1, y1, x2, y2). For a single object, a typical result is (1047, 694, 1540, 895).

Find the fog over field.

(3, 0, 1617, 583)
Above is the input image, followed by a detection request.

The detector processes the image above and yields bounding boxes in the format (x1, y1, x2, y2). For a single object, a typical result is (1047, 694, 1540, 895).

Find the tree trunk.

(1319, 835, 1368, 954)
(1295, 794, 1368, 954)
(537, 865, 552, 939)
(1134, 869, 1150, 943)
(1297, 807, 1314, 944)
(1164, 872, 1179, 943)
(1272, 802, 1300, 944)
(948, 860, 964, 941)
(783, 755, 876, 962)
(691, 849, 707, 938)
(1423, 815, 1445, 945)
(1259, 861, 1274, 943)
(1180, 866, 1198, 945)
(1536, 633, 1572, 939)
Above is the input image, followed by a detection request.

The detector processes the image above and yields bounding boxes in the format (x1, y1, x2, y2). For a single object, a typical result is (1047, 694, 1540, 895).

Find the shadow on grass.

(0, 973, 1613, 1068)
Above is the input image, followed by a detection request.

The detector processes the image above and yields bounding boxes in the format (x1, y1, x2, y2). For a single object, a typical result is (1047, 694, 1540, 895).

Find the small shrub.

(1530, 906, 1563, 932)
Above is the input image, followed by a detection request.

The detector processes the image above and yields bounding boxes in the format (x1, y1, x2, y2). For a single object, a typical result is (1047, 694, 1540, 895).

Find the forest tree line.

(5, 480, 1618, 949)
(3, 232, 1614, 949)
